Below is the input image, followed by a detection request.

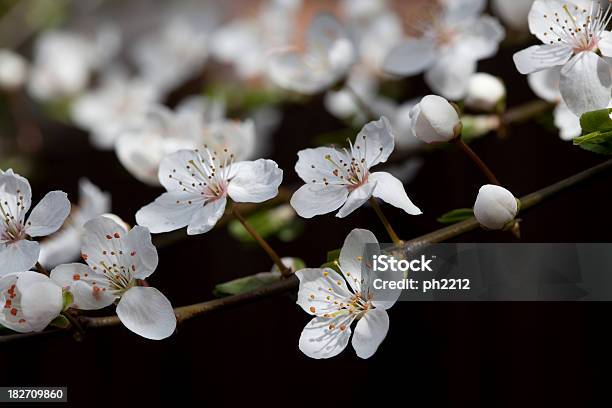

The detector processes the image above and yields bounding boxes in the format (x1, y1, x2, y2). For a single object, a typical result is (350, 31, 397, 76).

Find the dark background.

(2, 15, 612, 408)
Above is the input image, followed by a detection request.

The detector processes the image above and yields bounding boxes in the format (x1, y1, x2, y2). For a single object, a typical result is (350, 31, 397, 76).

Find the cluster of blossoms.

(1, 0, 608, 361)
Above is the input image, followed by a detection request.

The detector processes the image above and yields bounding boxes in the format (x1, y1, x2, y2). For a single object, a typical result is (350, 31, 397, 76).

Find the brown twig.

(369, 197, 402, 244)
(453, 138, 501, 185)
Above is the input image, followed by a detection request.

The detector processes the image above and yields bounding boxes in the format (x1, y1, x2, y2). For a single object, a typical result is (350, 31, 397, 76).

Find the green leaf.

(326, 249, 341, 263)
(437, 208, 474, 224)
(228, 205, 302, 243)
(50, 315, 70, 329)
(580, 108, 612, 133)
(573, 130, 612, 155)
(214, 272, 282, 296)
(62, 290, 74, 311)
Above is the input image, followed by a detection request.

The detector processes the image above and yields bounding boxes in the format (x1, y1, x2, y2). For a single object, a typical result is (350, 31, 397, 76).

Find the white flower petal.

(299, 315, 354, 359)
(19, 279, 63, 332)
(441, 0, 486, 24)
(554, 102, 582, 140)
(25, 191, 71, 237)
(227, 159, 283, 203)
(290, 184, 349, 218)
(382, 38, 437, 76)
(50, 263, 115, 310)
(338, 229, 378, 294)
(425, 51, 476, 100)
(354, 117, 395, 168)
(0, 170, 32, 217)
(136, 191, 202, 234)
(186, 196, 227, 235)
(126, 226, 158, 279)
(116, 286, 176, 340)
(351, 308, 389, 359)
(560, 51, 612, 115)
(295, 267, 353, 316)
(454, 15, 505, 61)
(527, 66, 561, 102)
(513, 44, 573, 75)
(294, 147, 343, 183)
(599, 31, 612, 58)
(336, 181, 376, 218)
(370, 172, 422, 215)
(0, 240, 39, 276)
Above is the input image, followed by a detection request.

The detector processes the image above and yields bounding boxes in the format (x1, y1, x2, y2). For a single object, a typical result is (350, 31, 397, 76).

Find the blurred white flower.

(324, 65, 395, 125)
(116, 97, 256, 186)
(383, 0, 504, 100)
(27, 29, 113, 101)
(39, 179, 111, 269)
(136, 149, 282, 235)
(50, 216, 176, 340)
(296, 228, 399, 359)
(492, 0, 534, 32)
(513, 0, 612, 115)
(71, 73, 159, 149)
(132, 13, 214, 95)
(410, 95, 461, 143)
(268, 13, 357, 94)
(211, 0, 300, 79)
(0, 271, 63, 333)
(0, 169, 71, 276)
(290, 117, 421, 218)
(0, 49, 28, 91)
(473, 184, 518, 230)
(464, 73, 506, 112)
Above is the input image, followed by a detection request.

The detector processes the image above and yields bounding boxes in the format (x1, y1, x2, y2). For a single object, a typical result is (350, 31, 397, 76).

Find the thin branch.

(3, 157, 610, 343)
(369, 197, 402, 244)
(453, 138, 501, 185)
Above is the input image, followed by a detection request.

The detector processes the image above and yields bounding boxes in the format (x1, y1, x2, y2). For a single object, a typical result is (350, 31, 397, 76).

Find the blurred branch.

(3, 157, 611, 343)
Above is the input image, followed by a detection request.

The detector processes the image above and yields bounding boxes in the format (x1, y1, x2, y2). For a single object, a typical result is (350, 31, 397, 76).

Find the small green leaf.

(326, 249, 341, 263)
(214, 272, 283, 297)
(228, 205, 302, 243)
(62, 290, 74, 311)
(580, 108, 612, 133)
(437, 208, 474, 224)
(50, 315, 70, 329)
(573, 130, 612, 155)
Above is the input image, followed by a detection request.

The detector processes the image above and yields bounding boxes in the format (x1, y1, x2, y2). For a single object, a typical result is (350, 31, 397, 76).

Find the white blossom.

(473, 184, 518, 230)
(71, 72, 159, 150)
(0, 49, 28, 91)
(268, 13, 356, 94)
(383, 0, 504, 100)
(513, 0, 612, 115)
(50, 216, 176, 340)
(464, 73, 506, 112)
(296, 228, 399, 359)
(290, 117, 421, 218)
(410, 95, 462, 143)
(0, 170, 71, 275)
(492, 0, 535, 32)
(136, 149, 282, 235)
(0, 271, 63, 333)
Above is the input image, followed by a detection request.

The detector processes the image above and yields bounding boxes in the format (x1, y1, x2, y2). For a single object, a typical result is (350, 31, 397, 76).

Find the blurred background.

(1, 0, 612, 406)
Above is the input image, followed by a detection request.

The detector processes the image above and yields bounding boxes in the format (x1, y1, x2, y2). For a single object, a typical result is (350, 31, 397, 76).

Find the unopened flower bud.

(473, 184, 518, 230)
(410, 95, 461, 143)
(0, 49, 27, 90)
(465, 73, 506, 112)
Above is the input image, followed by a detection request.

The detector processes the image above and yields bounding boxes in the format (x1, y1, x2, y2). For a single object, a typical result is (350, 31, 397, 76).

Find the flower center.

(541, 3, 612, 52)
(0, 191, 27, 243)
(167, 146, 235, 204)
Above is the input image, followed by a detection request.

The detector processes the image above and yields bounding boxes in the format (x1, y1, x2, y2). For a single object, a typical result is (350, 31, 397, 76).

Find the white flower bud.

(474, 185, 518, 230)
(465, 73, 506, 112)
(0, 49, 27, 90)
(410, 95, 461, 143)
